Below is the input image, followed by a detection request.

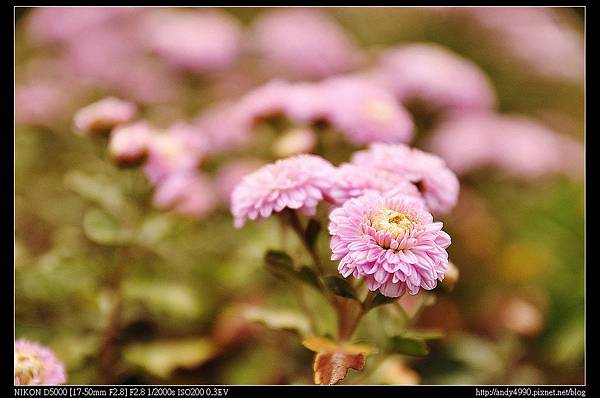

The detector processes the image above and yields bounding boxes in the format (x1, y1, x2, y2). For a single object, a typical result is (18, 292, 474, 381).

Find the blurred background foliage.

(15, 7, 584, 385)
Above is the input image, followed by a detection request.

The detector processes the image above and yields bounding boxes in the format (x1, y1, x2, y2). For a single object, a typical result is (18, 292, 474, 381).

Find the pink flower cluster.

(329, 192, 450, 297)
(14, 339, 66, 385)
(428, 113, 584, 179)
(230, 145, 457, 297)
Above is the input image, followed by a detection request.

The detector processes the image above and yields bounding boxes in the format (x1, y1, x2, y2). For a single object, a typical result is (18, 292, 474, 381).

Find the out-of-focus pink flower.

(319, 76, 414, 144)
(327, 164, 422, 206)
(25, 7, 138, 46)
(14, 339, 66, 385)
(351, 144, 460, 214)
(376, 43, 496, 113)
(15, 82, 72, 127)
(153, 172, 217, 219)
(230, 77, 413, 145)
(273, 127, 317, 158)
(215, 159, 264, 204)
(231, 154, 336, 228)
(108, 121, 153, 166)
(251, 9, 361, 79)
(143, 123, 206, 184)
(463, 7, 583, 82)
(74, 97, 137, 136)
(329, 191, 451, 298)
(193, 101, 253, 154)
(428, 113, 584, 179)
(142, 9, 242, 73)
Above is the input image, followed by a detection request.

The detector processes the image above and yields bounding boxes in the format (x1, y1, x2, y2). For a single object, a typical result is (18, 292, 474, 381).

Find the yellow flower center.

(371, 209, 415, 237)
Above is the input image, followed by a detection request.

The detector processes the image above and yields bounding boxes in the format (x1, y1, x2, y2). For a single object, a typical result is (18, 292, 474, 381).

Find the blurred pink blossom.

(74, 97, 137, 136)
(464, 7, 583, 82)
(428, 113, 584, 179)
(376, 43, 496, 113)
(193, 102, 254, 154)
(319, 76, 414, 144)
(153, 172, 217, 219)
(251, 9, 361, 79)
(142, 9, 242, 73)
(25, 7, 139, 46)
(108, 121, 153, 166)
(143, 123, 206, 184)
(15, 82, 72, 127)
(230, 77, 413, 145)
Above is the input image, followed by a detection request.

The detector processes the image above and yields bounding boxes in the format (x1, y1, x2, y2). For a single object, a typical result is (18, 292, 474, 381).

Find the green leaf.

(83, 208, 131, 245)
(367, 292, 398, 310)
(64, 170, 125, 215)
(263, 250, 296, 280)
(388, 336, 430, 357)
(305, 219, 322, 249)
(123, 338, 216, 379)
(323, 276, 358, 300)
(296, 266, 322, 290)
(264, 250, 294, 270)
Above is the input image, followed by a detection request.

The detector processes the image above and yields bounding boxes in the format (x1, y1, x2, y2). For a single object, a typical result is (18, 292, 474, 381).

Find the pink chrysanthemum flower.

(251, 9, 361, 79)
(376, 43, 496, 113)
(108, 121, 153, 166)
(143, 123, 206, 185)
(329, 191, 451, 298)
(14, 339, 66, 385)
(320, 76, 414, 144)
(153, 172, 217, 219)
(142, 10, 242, 73)
(231, 154, 336, 228)
(328, 164, 422, 206)
(351, 144, 459, 214)
(74, 97, 137, 136)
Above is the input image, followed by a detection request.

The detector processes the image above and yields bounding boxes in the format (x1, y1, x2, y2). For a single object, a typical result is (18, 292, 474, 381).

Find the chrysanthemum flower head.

(215, 160, 264, 204)
(351, 144, 459, 214)
(74, 97, 137, 136)
(329, 191, 451, 298)
(327, 164, 422, 206)
(231, 154, 336, 228)
(14, 339, 66, 385)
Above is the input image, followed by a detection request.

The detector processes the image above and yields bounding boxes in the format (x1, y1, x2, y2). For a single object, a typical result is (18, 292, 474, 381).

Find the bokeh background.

(15, 7, 584, 385)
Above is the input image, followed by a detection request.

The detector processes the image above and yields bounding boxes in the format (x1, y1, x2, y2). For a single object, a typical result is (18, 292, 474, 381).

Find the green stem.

(283, 209, 326, 275)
